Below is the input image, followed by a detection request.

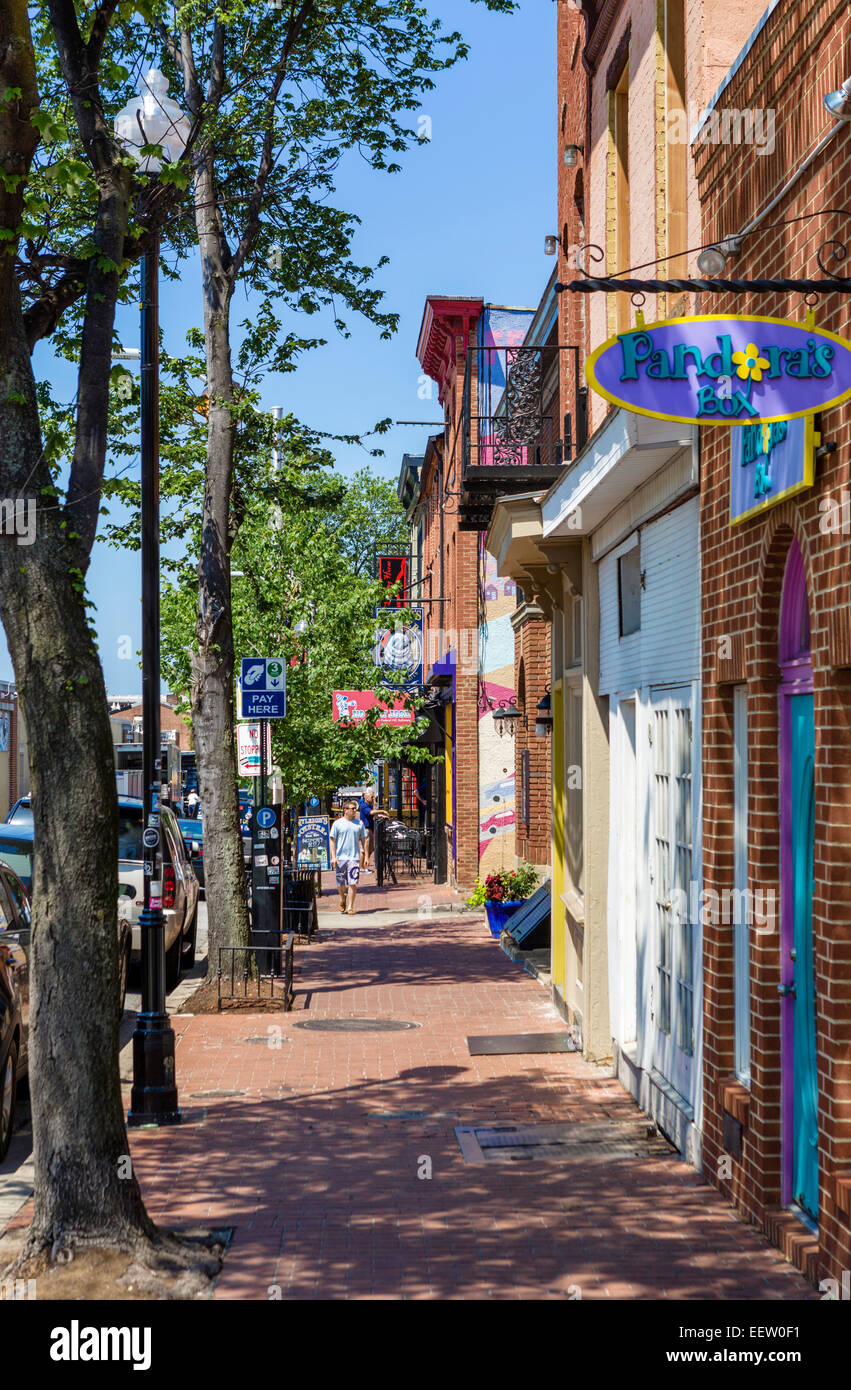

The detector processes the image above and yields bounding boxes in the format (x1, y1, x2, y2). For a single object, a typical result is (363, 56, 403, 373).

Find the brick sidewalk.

(121, 895, 812, 1301)
(5, 889, 815, 1300)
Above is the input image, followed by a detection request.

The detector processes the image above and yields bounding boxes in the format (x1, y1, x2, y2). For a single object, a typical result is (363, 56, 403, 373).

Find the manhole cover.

(293, 1018, 419, 1033)
(188, 1090, 247, 1099)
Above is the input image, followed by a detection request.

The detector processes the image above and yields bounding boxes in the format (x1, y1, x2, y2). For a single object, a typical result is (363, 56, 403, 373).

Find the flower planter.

(485, 899, 524, 938)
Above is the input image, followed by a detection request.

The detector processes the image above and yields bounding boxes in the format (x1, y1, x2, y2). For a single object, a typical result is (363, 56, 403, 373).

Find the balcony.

(459, 343, 587, 530)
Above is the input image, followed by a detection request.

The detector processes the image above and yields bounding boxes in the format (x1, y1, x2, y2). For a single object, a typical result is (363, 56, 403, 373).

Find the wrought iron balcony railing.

(461, 342, 587, 483)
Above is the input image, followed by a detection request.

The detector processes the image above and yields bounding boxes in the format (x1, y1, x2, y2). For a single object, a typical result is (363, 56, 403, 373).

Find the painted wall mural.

(475, 305, 534, 875)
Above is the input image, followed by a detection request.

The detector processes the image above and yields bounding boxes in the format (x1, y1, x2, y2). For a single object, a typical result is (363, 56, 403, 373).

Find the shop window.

(618, 546, 641, 637)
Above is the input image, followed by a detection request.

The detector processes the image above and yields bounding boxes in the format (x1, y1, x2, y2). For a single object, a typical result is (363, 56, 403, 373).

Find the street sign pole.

(259, 717, 267, 808)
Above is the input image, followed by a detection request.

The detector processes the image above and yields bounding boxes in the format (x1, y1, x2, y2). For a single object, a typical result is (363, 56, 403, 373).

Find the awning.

(541, 408, 697, 538)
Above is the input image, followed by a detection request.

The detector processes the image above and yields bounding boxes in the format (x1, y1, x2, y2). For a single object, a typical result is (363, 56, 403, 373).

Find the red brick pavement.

(6, 890, 816, 1300)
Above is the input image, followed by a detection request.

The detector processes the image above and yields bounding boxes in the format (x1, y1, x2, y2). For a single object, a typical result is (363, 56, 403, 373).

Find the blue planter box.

(485, 900, 524, 938)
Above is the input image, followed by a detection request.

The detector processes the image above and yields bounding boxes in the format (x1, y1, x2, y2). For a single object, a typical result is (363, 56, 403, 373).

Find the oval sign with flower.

(585, 314, 851, 425)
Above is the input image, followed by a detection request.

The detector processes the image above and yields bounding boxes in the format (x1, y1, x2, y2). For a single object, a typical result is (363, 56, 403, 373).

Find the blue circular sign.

(308, 796, 320, 808)
(257, 808, 276, 828)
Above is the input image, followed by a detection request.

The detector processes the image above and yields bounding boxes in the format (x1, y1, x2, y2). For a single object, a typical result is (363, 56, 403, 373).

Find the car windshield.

(117, 808, 144, 861)
(0, 842, 34, 887)
(6, 801, 33, 827)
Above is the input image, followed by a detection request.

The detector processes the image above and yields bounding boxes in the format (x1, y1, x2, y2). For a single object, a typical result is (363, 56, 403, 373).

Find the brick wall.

(417, 312, 483, 889)
(119, 702, 193, 751)
(696, 0, 851, 1287)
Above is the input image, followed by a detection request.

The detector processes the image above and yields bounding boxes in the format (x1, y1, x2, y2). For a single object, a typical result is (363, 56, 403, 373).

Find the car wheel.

(182, 907, 198, 971)
(165, 927, 182, 993)
(0, 1041, 18, 1162)
(117, 930, 131, 1022)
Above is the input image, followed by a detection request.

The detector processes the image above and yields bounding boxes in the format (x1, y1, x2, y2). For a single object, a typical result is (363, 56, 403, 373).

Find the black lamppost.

(116, 70, 190, 1127)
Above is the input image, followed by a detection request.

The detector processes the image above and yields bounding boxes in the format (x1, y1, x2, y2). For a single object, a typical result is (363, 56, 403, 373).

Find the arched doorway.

(778, 540, 818, 1219)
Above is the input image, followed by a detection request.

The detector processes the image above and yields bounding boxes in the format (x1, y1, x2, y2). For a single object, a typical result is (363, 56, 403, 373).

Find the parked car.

(116, 800, 199, 987)
(176, 816, 204, 894)
(4, 798, 32, 829)
(0, 859, 131, 1160)
(0, 795, 196, 987)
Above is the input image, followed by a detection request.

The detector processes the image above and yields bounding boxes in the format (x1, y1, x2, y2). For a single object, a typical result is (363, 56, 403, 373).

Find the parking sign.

(239, 657, 287, 719)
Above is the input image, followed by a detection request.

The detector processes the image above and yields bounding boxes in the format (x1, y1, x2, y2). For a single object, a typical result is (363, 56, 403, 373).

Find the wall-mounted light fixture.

(544, 234, 560, 256)
(824, 77, 851, 121)
(535, 690, 553, 739)
(492, 701, 525, 738)
(696, 235, 743, 277)
(563, 143, 584, 167)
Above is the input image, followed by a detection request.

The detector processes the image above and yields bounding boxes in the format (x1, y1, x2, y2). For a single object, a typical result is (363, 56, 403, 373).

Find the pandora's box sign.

(586, 314, 851, 425)
(730, 416, 819, 526)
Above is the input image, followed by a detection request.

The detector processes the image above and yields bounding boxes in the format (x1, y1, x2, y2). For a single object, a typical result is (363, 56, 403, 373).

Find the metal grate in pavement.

(467, 1032, 578, 1055)
(292, 1017, 420, 1032)
(455, 1120, 676, 1164)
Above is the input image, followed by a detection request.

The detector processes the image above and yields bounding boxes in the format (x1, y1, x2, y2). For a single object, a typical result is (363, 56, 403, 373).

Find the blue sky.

(12, 0, 555, 692)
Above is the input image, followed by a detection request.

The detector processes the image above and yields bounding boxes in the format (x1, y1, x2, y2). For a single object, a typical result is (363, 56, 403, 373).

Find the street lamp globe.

(114, 68, 191, 172)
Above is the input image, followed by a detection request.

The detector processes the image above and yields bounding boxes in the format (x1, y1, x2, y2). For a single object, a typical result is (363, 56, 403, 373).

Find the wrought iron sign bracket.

(556, 277, 851, 296)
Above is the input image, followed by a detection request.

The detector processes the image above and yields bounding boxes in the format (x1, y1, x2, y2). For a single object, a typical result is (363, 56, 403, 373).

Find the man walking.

(330, 799, 366, 915)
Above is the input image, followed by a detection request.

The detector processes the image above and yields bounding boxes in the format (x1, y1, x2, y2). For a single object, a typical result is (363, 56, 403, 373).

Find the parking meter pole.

(259, 717, 267, 808)
(128, 231, 179, 1128)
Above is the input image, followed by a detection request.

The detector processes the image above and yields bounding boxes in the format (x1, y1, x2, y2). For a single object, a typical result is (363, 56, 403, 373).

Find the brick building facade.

(695, 0, 851, 1288)
(405, 297, 554, 887)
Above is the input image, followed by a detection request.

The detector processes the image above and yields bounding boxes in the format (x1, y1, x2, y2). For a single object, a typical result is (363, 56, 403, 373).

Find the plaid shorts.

(335, 858, 360, 888)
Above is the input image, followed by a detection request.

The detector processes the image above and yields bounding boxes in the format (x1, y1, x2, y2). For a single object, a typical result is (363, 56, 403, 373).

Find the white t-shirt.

(330, 817, 366, 862)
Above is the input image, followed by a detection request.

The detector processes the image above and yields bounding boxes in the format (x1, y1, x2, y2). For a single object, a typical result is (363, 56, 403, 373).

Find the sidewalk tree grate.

(455, 1121, 675, 1165)
(292, 1018, 420, 1032)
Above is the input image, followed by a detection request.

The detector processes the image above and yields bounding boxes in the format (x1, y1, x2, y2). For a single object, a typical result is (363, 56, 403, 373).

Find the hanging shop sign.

(332, 690, 415, 727)
(295, 815, 331, 870)
(376, 553, 408, 608)
(586, 314, 851, 425)
(730, 416, 819, 526)
(373, 605, 424, 691)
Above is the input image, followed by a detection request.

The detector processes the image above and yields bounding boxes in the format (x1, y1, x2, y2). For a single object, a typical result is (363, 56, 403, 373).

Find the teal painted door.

(790, 694, 818, 1219)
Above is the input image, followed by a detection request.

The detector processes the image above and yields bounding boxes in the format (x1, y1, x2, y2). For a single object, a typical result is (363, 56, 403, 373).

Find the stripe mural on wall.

(475, 305, 533, 874)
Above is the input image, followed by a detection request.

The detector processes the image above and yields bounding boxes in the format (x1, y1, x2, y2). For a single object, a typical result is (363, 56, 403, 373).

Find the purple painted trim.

(778, 540, 812, 1206)
(451, 701, 457, 876)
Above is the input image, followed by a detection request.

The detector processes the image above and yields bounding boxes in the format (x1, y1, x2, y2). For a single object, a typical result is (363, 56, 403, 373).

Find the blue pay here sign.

(239, 657, 287, 719)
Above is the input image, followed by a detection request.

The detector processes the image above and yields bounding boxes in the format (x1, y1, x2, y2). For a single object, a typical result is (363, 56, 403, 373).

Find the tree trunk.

(0, 284, 156, 1264)
(0, 3, 162, 1262)
(191, 159, 252, 973)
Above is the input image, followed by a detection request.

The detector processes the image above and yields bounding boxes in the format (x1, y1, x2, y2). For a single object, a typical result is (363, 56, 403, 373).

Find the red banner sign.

(332, 691, 415, 727)
(377, 553, 407, 608)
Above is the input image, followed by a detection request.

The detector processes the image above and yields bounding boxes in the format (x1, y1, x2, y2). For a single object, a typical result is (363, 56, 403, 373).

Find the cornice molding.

(581, 0, 626, 75)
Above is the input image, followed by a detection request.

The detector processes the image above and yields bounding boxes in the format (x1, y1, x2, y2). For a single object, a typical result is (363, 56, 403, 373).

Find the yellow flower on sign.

(732, 343, 770, 382)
